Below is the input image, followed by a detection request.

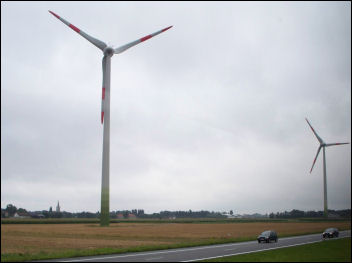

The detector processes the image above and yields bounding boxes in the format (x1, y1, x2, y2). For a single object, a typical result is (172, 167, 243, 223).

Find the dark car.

(322, 228, 339, 238)
(257, 230, 278, 243)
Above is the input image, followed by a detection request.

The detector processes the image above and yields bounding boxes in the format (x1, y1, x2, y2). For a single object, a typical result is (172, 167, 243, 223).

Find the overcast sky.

(1, 1, 351, 214)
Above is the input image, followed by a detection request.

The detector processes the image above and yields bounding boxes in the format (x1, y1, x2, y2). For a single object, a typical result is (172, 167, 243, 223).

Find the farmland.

(1, 219, 350, 261)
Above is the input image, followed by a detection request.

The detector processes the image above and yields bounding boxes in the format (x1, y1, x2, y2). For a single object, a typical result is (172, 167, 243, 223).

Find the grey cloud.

(1, 2, 350, 213)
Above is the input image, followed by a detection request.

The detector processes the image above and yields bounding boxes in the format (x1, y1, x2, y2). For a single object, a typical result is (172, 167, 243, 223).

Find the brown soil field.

(1, 221, 351, 255)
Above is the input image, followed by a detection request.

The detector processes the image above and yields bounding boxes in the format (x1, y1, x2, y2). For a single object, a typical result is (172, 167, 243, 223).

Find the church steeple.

(56, 201, 60, 213)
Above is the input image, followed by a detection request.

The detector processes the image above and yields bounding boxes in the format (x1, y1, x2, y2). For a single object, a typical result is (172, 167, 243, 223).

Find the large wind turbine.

(305, 118, 349, 217)
(49, 10, 172, 226)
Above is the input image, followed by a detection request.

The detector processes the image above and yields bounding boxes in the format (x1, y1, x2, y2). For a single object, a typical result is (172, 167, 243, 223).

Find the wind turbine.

(305, 118, 349, 217)
(49, 10, 172, 226)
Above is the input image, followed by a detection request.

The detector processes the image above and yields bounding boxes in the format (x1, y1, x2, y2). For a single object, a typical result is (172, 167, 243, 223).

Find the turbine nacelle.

(306, 117, 349, 173)
(103, 47, 115, 57)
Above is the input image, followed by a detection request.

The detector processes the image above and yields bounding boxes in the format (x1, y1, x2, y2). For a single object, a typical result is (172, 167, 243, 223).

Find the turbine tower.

(49, 11, 172, 226)
(305, 118, 349, 217)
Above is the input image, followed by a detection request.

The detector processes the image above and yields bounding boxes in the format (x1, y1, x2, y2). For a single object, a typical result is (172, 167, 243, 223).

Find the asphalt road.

(42, 230, 350, 262)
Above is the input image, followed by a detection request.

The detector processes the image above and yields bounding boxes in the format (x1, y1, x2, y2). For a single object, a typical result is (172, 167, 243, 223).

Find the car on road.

(257, 230, 278, 243)
(322, 228, 339, 238)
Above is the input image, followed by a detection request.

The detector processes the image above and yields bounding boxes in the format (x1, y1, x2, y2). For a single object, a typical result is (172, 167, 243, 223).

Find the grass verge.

(201, 237, 351, 262)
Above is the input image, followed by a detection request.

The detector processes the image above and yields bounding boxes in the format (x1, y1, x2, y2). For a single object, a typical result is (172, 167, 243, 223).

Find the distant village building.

(221, 212, 242, 219)
(128, 213, 137, 219)
(222, 212, 235, 218)
(116, 213, 124, 219)
(30, 212, 45, 218)
(13, 212, 30, 218)
(56, 201, 61, 213)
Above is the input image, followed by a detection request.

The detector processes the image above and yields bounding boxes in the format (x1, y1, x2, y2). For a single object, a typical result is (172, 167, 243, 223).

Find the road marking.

(58, 242, 254, 262)
(145, 257, 163, 261)
(182, 240, 323, 262)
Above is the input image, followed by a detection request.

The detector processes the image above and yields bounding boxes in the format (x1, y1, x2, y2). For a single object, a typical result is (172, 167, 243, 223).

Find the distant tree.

(6, 204, 17, 216)
(336, 209, 351, 218)
(123, 210, 129, 219)
(62, 211, 74, 218)
(290, 209, 304, 218)
(42, 210, 49, 218)
(229, 210, 233, 215)
(305, 210, 318, 218)
(49, 206, 52, 213)
(53, 211, 63, 218)
(76, 211, 96, 218)
(17, 208, 27, 213)
(137, 209, 144, 216)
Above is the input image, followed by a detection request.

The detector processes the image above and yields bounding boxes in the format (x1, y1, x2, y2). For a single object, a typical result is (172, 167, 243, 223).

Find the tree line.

(2, 204, 351, 219)
(1, 205, 226, 219)
(268, 209, 351, 218)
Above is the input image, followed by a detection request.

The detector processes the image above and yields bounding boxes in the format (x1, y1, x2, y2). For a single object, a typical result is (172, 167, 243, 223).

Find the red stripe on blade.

(49, 10, 60, 19)
(101, 112, 104, 124)
(162, 26, 173, 32)
(102, 87, 105, 100)
(141, 35, 152, 42)
(69, 24, 80, 33)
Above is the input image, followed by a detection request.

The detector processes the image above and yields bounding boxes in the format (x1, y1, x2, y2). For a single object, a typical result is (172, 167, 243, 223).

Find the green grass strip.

(201, 237, 351, 262)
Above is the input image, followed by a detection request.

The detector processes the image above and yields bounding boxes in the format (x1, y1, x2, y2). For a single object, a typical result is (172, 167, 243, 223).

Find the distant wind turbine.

(49, 10, 172, 226)
(305, 118, 349, 217)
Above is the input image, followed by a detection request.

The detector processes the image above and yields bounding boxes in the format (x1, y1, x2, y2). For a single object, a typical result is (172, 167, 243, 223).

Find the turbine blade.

(305, 118, 323, 144)
(310, 145, 322, 173)
(49, 10, 107, 51)
(101, 56, 106, 124)
(114, 26, 172, 54)
(325, 142, 349, 147)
